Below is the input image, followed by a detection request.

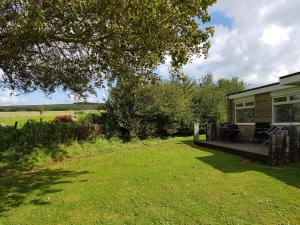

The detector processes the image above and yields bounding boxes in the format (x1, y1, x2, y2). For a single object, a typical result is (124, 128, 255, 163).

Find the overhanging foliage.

(0, 0, 216, 96)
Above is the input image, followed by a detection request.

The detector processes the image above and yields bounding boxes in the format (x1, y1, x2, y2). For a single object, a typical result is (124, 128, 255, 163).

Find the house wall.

(227, 74, 300, 142)
(228, 93, 270, 125)
(227, 99, 255, 141)
(254, 92, 272, 123)
(228, 92, 273, 141)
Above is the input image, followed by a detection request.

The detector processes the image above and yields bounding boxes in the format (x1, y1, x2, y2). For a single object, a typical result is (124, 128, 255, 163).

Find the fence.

(269, 126, 300, 166)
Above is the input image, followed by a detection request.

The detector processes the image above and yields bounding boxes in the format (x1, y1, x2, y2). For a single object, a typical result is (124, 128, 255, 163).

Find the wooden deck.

(195, 140, 269, 162)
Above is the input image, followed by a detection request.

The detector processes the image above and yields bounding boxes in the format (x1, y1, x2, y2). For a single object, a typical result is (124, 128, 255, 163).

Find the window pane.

(245, 101, 254, 107)
(274, 104, 292, 123)
(274, 102, 300, 123)
(290, 95, 300, 101)
(236, 108, 255, 123)
(236, 103, 243, 108)
(293, 102, 300, 122)
(274, 96, 287, 103)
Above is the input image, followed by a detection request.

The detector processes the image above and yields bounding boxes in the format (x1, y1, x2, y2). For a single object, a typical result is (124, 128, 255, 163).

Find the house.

(227, 72, 300, 141)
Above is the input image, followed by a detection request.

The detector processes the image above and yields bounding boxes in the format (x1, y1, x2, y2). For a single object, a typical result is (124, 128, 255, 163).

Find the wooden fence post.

(268, 134, 275, 166)
(280, 130, 288, 165)
(194, 123, 199, 142)
(288, 126, 296, 163)
(211, 122, 217, 141)
(269, 127, 300, 166)
(216, 122, 221, 141)
(286, 135, 290, 164)
(207, 123, 211, 141)
(297, 128, 300, 162)
(270, 130, 290, 165)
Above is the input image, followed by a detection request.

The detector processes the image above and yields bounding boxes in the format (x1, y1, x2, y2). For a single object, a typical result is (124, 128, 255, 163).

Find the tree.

(191, 74, 246, 123)
(106, 80, 193, 140)
(0, 0, 216, 96)
(105, 74, 245, 140)
(191, 82, 225, 123)
(217, 77, 245, 95)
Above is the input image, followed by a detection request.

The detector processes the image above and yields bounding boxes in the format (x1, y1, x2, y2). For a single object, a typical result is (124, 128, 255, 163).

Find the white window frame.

(235, 101, 255, 125)
(272, 94, 300, 125)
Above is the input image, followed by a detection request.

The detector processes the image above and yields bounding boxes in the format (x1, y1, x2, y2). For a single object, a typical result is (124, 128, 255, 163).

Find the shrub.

(0, 120, 101, 152)
(104, 75, 245, 141)
(190, 74, 245, 123)
(105, 81, 194, 141)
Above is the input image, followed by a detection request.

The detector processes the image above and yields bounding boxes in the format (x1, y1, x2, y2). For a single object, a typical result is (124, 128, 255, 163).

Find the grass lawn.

(0, 137, 299, 225)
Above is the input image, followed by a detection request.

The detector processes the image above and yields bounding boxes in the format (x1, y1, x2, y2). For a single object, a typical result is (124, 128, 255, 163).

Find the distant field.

(0, 103, 104, 112)
(0, 111, 93, 127)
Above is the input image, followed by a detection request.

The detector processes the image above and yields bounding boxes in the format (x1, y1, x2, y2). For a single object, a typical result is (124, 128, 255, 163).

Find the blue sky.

(1, 0, 300, 106)
(0, 87, 107, 106)
(209, 11, 233, 29)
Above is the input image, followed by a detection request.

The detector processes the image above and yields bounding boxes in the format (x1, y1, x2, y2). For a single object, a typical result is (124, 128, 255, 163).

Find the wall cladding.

(255, 92, 272, 123)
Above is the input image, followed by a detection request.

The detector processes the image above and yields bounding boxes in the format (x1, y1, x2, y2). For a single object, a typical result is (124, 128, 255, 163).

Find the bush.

(105, 81, 194, 141)
(190, 74, 245, 123)
(104, 75, 245, 141)
(0, 120, 101, 152)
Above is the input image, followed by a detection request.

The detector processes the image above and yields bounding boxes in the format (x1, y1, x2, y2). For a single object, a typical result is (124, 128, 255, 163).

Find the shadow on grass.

(0, 120, 99, 169)
(182, 140, 300, 189)
(0, 168, 89, 215)
(0, 143, 70, 170)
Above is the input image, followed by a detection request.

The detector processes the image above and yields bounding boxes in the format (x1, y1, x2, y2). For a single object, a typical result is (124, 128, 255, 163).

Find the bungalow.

(228, 72, 300, 141)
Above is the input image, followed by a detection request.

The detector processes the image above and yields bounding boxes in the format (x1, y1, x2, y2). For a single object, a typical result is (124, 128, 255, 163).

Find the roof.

(228, 82, 279, 96)
(228, 71, 300, 99)
(279, 71, 300, 79)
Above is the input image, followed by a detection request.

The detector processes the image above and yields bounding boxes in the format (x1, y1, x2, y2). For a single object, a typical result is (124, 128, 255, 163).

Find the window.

(273, 95, 300, 124)
(245, 102, 255, 107)
(290, 95, 300, 101)
(274, 96, 287, 103)
(235, 101, 255, 124)
(236, 103, 243, 108)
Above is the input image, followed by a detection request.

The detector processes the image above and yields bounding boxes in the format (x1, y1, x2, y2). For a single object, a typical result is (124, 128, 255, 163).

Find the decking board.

(195, 140, 269, 162)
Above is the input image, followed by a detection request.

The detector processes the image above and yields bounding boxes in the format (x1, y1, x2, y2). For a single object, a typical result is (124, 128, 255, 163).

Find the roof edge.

(279, 71, 300, 79)
(227, 82, 279, 96)
(228, 71, 300, 97)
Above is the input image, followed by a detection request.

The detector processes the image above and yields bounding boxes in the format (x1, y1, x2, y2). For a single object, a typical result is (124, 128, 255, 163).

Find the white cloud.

(260, 25, 291, 46)
(167, 0, 300, 87)
(259, 0, 287, 16)
(65, 93, 79, 103)
(0, 88, 24, 105)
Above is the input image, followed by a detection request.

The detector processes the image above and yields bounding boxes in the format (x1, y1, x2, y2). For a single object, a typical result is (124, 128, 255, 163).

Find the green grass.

(0, 137, 299, 225)
(0, 110, 97, 127)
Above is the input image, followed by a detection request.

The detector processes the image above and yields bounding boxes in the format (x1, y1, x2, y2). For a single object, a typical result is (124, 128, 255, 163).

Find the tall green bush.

(190, 74, 245, 123)
(0, 120, 100, 152)
(104, 74, 245, 140)
(105, 81, 193, 141)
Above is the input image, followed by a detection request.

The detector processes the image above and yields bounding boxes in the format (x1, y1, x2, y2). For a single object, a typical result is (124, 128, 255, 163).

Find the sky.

(1, 0, 300, 106)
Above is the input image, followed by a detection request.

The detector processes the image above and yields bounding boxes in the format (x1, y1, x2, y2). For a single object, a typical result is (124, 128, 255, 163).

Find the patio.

(195, 140, 269, 162)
